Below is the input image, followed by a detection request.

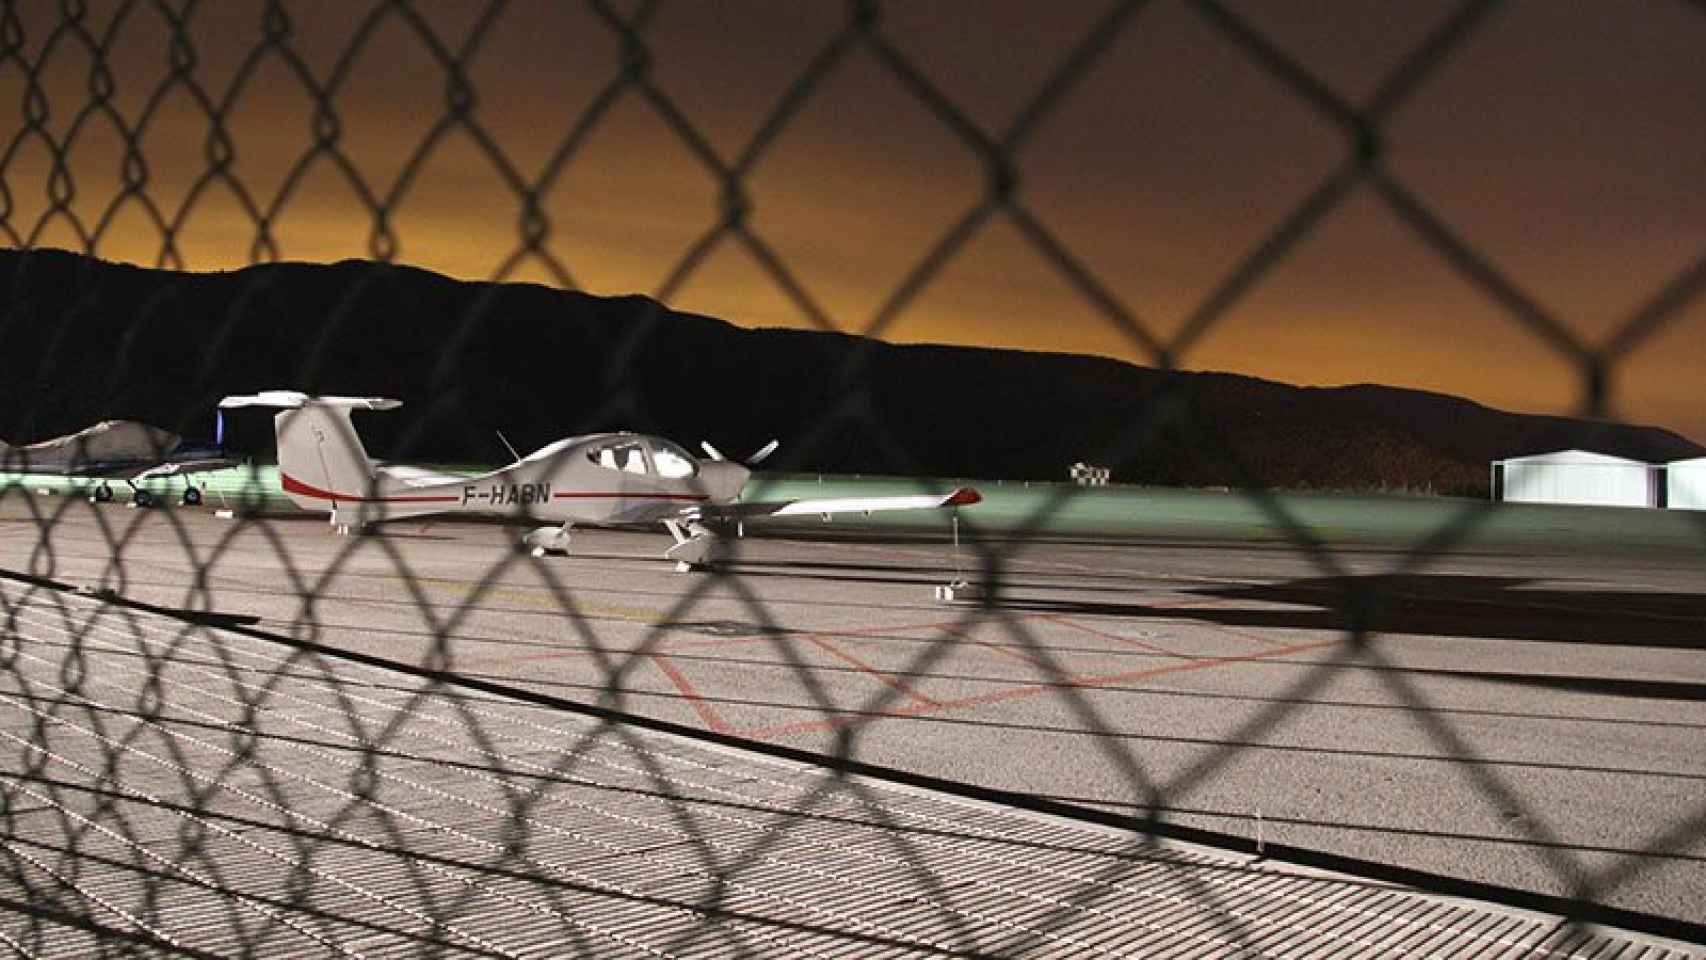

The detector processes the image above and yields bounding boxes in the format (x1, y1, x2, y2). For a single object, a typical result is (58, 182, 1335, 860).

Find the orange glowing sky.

(3, 1, 1703, 441)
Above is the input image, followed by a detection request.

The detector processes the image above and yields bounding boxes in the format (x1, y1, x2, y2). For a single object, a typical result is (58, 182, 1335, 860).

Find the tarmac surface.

(2, 490, 1704, 953)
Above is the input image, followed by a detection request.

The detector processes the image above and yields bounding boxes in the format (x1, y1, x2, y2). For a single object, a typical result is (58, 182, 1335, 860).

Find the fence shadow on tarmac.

(3, 1, 1706, 955)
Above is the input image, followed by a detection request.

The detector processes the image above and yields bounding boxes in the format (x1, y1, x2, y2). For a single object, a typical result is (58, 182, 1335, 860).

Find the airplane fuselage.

(221, 391, 977, 566)
(280, 432, 750, 528)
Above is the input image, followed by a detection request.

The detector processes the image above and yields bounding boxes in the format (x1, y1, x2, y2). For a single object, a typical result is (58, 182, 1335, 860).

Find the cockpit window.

(650, 440, 697, 479)
(587, 440, 649, 475)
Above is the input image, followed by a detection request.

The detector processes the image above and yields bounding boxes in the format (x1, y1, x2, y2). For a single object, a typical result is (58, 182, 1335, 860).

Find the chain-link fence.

(3, 1, 1705, 955)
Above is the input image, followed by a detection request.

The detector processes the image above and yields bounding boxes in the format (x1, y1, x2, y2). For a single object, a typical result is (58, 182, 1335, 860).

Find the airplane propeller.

(746, 439, 779, 465)
(701, 439, 779, 466)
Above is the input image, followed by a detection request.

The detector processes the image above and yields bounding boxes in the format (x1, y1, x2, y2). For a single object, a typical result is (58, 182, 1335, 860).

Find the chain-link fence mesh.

(3, 0, 1705, 955)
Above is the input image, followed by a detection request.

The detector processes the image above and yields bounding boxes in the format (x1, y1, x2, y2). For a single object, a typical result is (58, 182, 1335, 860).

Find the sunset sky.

(3, 1, 1703, 441)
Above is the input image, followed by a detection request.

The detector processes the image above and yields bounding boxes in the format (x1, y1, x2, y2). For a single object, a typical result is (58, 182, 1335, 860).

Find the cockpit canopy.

(583, 436, 697, 478)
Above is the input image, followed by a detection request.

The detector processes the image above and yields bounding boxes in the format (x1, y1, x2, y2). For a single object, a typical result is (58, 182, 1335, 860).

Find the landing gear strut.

(663, 520, 723, 572)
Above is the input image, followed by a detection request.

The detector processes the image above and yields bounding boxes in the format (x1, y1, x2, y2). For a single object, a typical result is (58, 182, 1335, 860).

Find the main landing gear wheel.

(182, 486, 202, 506)
(521, 525, 572, 558)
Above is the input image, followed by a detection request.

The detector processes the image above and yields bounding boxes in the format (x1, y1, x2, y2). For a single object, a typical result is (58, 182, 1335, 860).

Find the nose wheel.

(663, 520, 724, 571)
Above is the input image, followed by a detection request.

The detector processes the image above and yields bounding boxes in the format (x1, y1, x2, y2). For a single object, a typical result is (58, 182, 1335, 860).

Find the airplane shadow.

(1403, 666, 1706, 702)
(994, 574, 1706, 650)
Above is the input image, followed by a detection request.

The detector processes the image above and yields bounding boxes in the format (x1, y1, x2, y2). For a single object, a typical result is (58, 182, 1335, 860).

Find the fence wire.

(2, 0, 1705, 956)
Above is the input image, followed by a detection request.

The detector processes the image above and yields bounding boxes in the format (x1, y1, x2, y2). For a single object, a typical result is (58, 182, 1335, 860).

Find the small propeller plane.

(0, 418, 240, 506)
(218, 391, 980, 569)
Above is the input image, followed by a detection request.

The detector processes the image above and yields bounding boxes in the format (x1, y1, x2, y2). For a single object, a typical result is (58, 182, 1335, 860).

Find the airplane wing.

(665, 486, 979, 566)
(130, 457, 244, 482)
(691, 486, 981, 522)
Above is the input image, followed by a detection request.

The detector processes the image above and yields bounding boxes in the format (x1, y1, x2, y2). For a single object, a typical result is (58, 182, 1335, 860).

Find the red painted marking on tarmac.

(470, 612, 1041, 666)
(667, 630, 799, 652)
(1200, 626, 1293, 649)
(963, 630, 1075, 677)
(741, 635, 1345, 741)
(804, 635, 942, 708)
(664, 613, 1048, 653)
(1044, 614, 1189, 659)
(648, 652, 733, 734)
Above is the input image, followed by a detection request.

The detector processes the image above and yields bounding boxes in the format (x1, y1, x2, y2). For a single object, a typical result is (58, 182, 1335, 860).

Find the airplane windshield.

(650, 441, 697, 479)
(587, 440, 649, 475)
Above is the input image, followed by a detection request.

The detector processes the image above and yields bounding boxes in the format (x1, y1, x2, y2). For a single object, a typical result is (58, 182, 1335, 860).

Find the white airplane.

(218, 391, 981, 569)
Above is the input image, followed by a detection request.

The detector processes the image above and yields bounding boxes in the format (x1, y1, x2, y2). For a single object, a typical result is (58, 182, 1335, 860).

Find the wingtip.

(944, 487, 982, 506)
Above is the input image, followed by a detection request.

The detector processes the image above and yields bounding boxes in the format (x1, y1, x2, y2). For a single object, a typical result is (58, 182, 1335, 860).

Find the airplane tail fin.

(219, 392, 401, 521)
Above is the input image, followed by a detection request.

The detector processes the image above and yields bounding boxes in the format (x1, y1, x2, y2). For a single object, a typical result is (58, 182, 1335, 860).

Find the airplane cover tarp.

(0, 420, 181, 469)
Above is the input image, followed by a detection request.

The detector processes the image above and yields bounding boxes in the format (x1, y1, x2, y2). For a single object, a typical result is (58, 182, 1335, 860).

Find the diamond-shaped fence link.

(2, 0, 1705, 955)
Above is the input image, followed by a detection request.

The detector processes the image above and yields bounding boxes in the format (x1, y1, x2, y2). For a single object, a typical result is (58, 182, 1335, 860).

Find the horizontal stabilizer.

(131, 457, 242, 482)
(219, 391, 401, 411)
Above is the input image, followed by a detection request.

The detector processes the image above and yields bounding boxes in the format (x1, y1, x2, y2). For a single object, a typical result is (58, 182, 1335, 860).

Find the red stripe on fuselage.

(280, 472, 713, 505)
(281, 472, 461, 504)
(551, 492, 710, 501)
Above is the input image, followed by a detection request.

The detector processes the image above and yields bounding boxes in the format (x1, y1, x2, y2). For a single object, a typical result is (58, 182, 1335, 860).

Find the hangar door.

(1496, 450, 1658, 508)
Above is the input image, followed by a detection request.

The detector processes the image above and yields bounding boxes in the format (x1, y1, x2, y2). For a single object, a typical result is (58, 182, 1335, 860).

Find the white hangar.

(1667, 457, 1706, 510)
(1491, 449, 1662, 508)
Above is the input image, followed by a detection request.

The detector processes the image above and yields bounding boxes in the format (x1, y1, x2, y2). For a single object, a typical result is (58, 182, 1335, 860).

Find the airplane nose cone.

(699, 461, 750, 502)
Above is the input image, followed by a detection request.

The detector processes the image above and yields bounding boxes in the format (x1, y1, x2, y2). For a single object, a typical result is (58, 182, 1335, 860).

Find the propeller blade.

(746, 439, 780, 466)
(700, 440, 728, 461)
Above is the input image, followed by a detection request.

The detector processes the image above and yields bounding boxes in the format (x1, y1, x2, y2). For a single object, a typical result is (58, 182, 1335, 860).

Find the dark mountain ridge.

(2, 248, 1698, 496)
